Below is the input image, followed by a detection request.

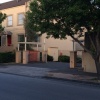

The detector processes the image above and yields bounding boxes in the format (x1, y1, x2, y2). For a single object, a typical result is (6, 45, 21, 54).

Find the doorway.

(7, 35, 11, 46)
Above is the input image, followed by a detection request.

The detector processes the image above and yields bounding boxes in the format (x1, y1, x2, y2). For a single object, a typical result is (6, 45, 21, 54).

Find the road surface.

(0, 73, 100, 100)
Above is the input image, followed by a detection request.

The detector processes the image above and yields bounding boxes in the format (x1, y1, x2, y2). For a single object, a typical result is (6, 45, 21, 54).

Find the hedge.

(58, 55, 82, 63)
(58, 55, 70, 62)
(0, 52, 15, 63)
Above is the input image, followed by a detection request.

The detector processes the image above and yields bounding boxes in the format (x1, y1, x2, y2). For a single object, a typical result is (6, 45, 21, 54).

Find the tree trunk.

(94, 59, 100, 80)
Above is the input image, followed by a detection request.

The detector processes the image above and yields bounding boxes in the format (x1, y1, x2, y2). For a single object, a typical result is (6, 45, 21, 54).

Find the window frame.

(18, 34, 25, 42)
(7, 15, 13, 27)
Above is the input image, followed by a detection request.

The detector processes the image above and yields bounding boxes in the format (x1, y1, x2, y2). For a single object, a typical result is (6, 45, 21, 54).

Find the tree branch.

(95, 32, 100, 57)
(70, 34, 95, 59)
(88, 33, 96, 51)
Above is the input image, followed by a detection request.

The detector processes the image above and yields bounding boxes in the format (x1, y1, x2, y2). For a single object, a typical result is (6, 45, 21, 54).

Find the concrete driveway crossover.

(0, 62, 77, 77)
(0, 65, 51, 77)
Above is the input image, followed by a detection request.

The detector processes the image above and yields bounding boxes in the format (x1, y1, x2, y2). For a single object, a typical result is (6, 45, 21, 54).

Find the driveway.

(0, 62, 79, 77)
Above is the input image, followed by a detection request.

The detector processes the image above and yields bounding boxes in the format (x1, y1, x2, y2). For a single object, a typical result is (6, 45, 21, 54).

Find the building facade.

(0, 0, 29, 52)
(0, 0, 83, 61)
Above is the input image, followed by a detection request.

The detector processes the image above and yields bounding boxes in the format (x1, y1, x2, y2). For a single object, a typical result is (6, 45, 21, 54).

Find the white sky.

(0, 0, 13, 3)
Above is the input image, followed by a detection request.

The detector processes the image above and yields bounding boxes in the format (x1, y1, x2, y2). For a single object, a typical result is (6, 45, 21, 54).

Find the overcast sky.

(0, 0, 13, 3)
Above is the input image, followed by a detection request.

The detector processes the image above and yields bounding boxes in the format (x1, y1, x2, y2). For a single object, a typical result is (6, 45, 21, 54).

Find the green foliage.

(25, 0, 100, 59)
(25, 0, 100, 78)
(0, 12, 6, 32)
(47, 55, 53, 61)
(58, 55, 70, 62)
(58, 55, 82, 63)
(0, 52, 15, 63)
(26, 0, 100, 39)
(26, 0, 100, 61)
(24, 13, 40, 42)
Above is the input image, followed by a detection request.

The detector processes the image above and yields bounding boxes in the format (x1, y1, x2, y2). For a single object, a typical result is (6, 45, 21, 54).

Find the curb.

(0, 71, 100, 86)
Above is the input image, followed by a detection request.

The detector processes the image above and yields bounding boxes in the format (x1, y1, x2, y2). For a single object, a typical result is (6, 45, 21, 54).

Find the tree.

(24, 17, 40, 50)
(24, 17, 39, 42)
(26, 0, 100, 78)
(0, 12, 6, 32)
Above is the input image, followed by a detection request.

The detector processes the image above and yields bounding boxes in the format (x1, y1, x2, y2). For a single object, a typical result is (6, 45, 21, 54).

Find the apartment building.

(0, 0, 29, 52)
(0, 0, 83, 61)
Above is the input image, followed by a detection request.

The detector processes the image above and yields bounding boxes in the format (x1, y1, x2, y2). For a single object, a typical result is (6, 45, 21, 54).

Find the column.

(42, 51, 47, 63)
(23, 51, 29, 64)
(70, 51, 77, 68)
(16, 51, 21, 63)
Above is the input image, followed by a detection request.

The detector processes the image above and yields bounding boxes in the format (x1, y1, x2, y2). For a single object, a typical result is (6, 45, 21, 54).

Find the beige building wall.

(41, 34, 83, 57)
(41, 33, 73, 53)
(40, 34, 76, 61)
(82, 52, 97, 73)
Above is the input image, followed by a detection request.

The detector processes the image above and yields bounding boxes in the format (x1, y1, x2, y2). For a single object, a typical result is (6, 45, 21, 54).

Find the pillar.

(70, 51, 77, 68)
(16, 51, 21, 63)
(37, 52, 40, 62)
(23, 51, 29, 64)
(82, 51, 96, 73)
(42, 51, 47, 63)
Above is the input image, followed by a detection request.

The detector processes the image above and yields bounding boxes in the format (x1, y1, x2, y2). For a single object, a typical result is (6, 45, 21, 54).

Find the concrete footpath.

(0, 62, 99, 84)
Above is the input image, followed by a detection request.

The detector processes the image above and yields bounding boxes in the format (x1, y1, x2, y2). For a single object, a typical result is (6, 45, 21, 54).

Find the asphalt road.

(0, 73, 100, 100)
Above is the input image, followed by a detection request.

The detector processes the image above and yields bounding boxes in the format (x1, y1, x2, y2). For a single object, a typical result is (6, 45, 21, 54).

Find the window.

(34, 35, 40, 42)
(18, 34, 25, 50)
(18, 13, 24, 25)
(18, 35, 24, 42)
(34, 37, 40, 42)
(7, 15, 13, 26)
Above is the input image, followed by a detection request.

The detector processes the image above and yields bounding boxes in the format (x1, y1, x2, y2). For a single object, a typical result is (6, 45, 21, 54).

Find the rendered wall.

(70, 51, 77, 68)
(82, 52, 97, 73)
(42, 34, 73, 52)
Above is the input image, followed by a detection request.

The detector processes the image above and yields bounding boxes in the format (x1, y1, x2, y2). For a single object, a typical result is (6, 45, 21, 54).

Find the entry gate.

(28, 51, 38, 62)
(16, 37, 47, 64)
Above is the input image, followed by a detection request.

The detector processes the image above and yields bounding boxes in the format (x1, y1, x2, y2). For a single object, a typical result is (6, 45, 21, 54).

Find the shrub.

(58, 55, 82, 63)
(0, 52, 15, 63)
(47, 55, 53, 61)
(58, 55, 70, 62)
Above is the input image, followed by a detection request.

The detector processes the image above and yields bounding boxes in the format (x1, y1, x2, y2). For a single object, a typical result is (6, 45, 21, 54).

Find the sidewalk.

(46, 72, 99, 84)
(0, 62, 99, 84)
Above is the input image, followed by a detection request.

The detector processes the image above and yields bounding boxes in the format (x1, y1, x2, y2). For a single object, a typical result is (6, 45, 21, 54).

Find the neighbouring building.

(0, 0, 84, 61)
(0, 0, 30, 53)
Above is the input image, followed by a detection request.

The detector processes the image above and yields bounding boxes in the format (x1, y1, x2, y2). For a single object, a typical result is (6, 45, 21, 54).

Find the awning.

(0, 31, 12, 35)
